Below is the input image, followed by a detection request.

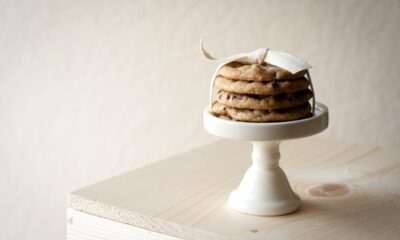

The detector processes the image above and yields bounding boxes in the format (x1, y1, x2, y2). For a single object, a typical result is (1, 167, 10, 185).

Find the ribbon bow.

(200, 40, 315, 114)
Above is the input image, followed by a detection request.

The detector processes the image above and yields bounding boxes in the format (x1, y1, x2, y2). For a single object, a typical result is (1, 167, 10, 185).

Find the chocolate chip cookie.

(214, 76, 310, 96)
(219, 62, 307, 81)
(212, 102, 311, 122)
(216, 89, 313, 110)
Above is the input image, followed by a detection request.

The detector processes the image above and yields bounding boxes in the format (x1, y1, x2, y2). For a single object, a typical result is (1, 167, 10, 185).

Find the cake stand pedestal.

(203, 103, 329, 216)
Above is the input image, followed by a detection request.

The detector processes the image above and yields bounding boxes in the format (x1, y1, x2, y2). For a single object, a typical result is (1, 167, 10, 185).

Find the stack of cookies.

(211, 62, 313, 122)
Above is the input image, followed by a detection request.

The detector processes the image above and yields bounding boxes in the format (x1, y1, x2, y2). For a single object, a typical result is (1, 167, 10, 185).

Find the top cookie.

(219, 62, 306, 81)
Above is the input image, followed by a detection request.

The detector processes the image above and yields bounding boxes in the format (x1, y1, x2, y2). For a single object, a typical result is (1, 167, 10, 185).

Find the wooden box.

(67, 137, 400, 240)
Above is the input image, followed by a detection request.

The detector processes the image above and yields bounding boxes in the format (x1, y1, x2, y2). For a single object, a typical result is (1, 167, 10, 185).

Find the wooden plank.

(67, 208, 182, 240)
(69, 137, 400, 240)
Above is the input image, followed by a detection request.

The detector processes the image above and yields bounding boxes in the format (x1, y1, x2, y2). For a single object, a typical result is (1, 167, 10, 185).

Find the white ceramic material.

(203, 103, 329, 216)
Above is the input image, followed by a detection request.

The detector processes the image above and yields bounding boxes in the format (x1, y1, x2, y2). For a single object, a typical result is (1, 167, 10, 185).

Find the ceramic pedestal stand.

(204, 103, 329, 216)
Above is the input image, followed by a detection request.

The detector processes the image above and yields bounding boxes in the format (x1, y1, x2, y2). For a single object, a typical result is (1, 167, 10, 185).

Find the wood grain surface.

(68, 137, 400, 240)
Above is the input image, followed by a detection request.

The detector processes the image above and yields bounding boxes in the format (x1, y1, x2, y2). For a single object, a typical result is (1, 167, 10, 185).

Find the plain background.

(1, 0, 400, 239)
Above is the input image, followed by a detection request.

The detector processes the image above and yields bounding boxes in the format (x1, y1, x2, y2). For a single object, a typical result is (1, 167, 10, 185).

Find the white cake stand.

(203, 102, 329, 216)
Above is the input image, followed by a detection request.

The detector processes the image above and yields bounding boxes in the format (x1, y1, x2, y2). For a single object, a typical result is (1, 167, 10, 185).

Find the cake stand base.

(204, 103, 328, 216)
(229, 141, 300, 216)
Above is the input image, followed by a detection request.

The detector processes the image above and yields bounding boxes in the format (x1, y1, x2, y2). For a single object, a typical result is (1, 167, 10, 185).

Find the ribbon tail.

(200, 39, 218, 61)
(200, 39, 249, 63)
(265, 50, 312, 74)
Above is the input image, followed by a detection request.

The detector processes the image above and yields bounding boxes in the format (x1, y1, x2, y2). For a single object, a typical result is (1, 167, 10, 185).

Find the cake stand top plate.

(204, 102, 329, 141)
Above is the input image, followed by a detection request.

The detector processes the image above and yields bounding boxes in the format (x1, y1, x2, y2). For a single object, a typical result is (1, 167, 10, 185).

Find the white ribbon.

(200, 40, 316, 114)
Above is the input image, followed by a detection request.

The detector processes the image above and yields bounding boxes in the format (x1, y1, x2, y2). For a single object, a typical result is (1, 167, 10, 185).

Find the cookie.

(212, 102, 311, 122)
(214, 76, 310, 95)
(216, 89, 313, 110)
(218, 62, 306, 81)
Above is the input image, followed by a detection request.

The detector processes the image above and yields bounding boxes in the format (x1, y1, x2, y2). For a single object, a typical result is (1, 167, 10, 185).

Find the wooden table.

(67, 137, 400, 240)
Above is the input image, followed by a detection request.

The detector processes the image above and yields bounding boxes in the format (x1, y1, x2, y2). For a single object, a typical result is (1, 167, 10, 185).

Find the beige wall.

(1, 0, 399, 239)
